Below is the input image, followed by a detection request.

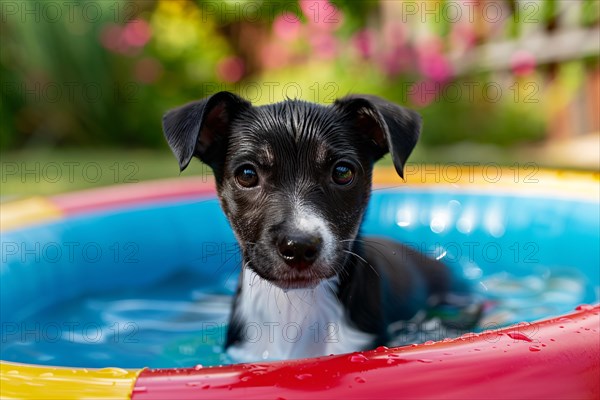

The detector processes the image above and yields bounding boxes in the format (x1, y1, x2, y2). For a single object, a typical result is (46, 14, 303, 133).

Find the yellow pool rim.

(372, 166, 599, 201)
(0, 361, 142, 399)
(0, 167, 598, 399)
(1, 167, 598, 234)
(0, 197, 63, 232)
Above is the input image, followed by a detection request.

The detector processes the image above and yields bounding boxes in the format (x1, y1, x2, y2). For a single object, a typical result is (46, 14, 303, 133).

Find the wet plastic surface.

(131, 305, 600, 400)
(1, 172, 599, 398)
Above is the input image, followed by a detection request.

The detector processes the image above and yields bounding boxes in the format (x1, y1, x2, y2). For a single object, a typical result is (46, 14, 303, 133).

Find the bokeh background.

(1, 0, 599, 197)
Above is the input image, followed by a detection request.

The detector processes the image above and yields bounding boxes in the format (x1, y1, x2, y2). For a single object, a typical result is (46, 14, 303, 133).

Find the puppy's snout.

(276, 233, 322, 269)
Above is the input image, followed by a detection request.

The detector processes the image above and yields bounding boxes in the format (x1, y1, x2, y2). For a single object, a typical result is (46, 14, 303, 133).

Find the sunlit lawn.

(1, 149, 181, 199)
(0, 142, 593, 199)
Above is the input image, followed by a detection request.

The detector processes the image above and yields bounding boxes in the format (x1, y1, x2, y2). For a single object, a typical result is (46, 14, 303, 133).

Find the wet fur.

(163, 92, 463, 361)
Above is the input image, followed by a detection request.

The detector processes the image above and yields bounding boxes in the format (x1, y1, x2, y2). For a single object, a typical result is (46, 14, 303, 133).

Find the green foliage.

(582, 0, 600, 26)
(0, 0, 594, 152)
(0, 0, 233, 149)
(413, 77, 546, 146)
(2, 1, 151, 147)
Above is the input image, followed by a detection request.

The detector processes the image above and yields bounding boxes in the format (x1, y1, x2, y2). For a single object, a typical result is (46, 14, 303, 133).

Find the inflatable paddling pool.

(1, 167, 599, 399)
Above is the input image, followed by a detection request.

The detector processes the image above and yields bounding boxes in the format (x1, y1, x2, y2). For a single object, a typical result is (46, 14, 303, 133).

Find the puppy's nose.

(276, 234, 322, 269)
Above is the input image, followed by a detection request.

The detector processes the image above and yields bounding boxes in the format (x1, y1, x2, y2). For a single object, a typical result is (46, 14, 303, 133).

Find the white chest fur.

(227, 269, 375, 363)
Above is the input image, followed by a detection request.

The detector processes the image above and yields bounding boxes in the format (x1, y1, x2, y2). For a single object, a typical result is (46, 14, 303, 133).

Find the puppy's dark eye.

(332, 162, 355, 186)
(235, 165, 259, 188)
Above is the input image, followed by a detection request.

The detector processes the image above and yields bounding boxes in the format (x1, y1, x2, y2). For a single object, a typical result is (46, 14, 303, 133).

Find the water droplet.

(39, 372, 54, 377)
(249, 365, 269, 373)
(375, 346, 388, 352)
(349, 354, 368, 363)
(241, 376, 251, 382)
(354, 377, 366, 383)
(6, 370, 19, 375)
(506, 332, 533, 342)
(423, 340, 435, 345)
(529, 346, 541, 352)
(417, 359, 433, 363)
(186, 381, 205, 387)
(473, 348, 481, 351)
(132, 386, 147, 393)
(430, 216, 447, 233)
(550, 338, 556, 342)
(295, 374, 312, 381)
(194, 364, 203, 370)
(576, 304, 594, 311)
(262, 350, 269, 359)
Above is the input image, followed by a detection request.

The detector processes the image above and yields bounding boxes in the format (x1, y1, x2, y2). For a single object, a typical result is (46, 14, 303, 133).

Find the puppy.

(163, 92, 477, 362)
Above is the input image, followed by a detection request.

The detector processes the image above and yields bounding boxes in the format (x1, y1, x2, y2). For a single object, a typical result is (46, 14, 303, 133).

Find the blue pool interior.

(1, 188, 599, 368)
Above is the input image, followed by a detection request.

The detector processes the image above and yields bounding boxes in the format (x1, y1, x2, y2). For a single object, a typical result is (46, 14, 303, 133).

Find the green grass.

(1, 143, 592, 199)
(1, 149, 184, 199)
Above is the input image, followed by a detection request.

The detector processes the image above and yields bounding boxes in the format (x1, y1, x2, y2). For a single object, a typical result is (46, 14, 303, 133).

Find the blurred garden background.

(1, 0, 599, 197)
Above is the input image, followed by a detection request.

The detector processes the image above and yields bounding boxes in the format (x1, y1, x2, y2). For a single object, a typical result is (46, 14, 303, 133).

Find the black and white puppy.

(163, 92, 474, 362)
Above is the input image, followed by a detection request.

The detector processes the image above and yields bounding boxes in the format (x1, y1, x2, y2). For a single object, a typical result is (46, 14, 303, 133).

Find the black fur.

(163, 92, 475, 355)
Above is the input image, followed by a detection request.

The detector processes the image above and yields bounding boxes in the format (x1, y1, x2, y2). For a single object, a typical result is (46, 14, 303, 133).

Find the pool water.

(1, 265, 595, 368)
(2, 189, 598, 368)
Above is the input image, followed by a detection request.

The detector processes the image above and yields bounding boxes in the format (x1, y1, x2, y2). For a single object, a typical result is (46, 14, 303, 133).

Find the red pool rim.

(131, 305, 600, 400)
(1, 169, 599, 399)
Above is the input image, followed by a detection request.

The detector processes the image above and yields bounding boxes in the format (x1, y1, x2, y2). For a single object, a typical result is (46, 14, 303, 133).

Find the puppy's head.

(163, 92, 421, 289)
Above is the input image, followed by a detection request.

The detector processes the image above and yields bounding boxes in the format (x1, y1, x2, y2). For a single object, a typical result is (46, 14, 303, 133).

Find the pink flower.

(299, 0, 343, 31)
(511, 50, 536, 76)
(216, 56, 245, 83)
(273, 12, 302, 41)
(408, 80, 440, 107)
(420, 52, 453, 83)
(379, 46, 413, 77)
(383, 22, 405, 48)
(450, 23, 477, 52)
(309, 31, 338, 60)
(417, 37, 453, 83)
(99, 20, 151, 56)
(375, 22, 412, 77)
(122, 19, 152, 48)
(352, 29, 376, 59)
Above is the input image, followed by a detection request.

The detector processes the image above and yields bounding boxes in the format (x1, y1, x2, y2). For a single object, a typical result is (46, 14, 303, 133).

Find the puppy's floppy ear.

(334, 95, 422, 179)
(162, 91, 251, 171)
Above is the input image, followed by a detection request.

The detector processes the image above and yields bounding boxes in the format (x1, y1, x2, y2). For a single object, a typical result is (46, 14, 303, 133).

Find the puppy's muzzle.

(276, 232, 322, 270)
